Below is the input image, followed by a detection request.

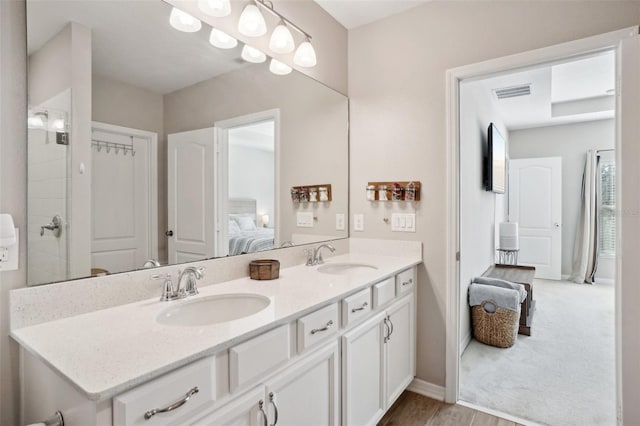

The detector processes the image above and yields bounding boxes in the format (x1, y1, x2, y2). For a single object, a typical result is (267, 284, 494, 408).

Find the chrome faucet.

(309, 244, 335, 266)
(177, 266, 205, 297)
(152, 266, 205, 301)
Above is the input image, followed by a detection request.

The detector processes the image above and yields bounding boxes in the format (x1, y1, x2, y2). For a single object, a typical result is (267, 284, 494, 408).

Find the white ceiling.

(467, 50, 615, 130)
(314, 0, 428, 29)
(27, 0, 247, 95)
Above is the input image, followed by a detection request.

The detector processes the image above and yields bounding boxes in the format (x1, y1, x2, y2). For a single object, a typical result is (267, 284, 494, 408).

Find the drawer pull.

(259, 400, 268, 426)
(311, 320, 334, 335)
(402, 278, 413, 286)
(144, 386, 199, 420)
(351, 301, 369, 313)
(269, 392, 279, 426)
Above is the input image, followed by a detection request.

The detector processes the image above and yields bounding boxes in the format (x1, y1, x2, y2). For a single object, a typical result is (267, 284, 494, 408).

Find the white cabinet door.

(385, 293, 415, 408)
(265, 342, 340, 426)
(191, 386, 266, 426)
(342, 311, 386, 426)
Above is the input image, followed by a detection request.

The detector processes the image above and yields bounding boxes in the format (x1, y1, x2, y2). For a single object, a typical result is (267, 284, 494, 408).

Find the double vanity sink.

(12, 248, 420, 425)
(157, 262, 378, 327)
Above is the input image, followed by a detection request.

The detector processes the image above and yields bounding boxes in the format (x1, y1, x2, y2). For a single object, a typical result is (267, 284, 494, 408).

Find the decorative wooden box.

(249, 259, 280, 280)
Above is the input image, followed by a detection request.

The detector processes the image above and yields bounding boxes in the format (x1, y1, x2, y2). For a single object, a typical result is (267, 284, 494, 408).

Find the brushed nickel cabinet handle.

(144, 386, 199, 420)
(259, 400, 268, 426)
(351, 301, 369, 313)
(269, 392, 279, 426)
(311, 320, 334, 335)
(402, 278, 413, 286)
(383, 318, 390, 343)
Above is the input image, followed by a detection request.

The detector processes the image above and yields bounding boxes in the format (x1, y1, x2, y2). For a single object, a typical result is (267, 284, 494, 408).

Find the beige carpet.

(460, 279, 616, 426)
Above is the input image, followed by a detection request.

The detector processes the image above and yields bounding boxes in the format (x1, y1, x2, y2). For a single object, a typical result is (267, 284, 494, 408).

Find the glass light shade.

(27, 115, 44, 129)
(52, 119, 65, 131)
(293, 39, 317, 67)
(238, 3, 266, 37)
(241, 45, 266, 63)
(198, 0, 231, 17)
(269, 58, 292, 75)
(169, 8, 202, 33)
(269, 22, 295, 54)
(209, 28, 238, 49)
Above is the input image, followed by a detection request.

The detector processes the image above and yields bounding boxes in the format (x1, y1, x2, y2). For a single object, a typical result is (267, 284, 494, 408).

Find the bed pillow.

(236, 215, 257, 231)
(229, 220, 241, 234)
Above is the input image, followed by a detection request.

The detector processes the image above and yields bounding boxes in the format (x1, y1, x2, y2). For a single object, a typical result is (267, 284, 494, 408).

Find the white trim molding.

(407, 378, 446, 402)
(445, 26, 638, 409)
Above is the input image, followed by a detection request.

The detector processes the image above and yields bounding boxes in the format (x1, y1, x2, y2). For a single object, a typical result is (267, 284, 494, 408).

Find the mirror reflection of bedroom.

(227, 120, 275, 256)
(459, 50, 616, 426)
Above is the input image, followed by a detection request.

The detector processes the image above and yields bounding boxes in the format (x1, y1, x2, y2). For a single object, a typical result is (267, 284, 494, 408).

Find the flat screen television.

(485, 123, 506, 193)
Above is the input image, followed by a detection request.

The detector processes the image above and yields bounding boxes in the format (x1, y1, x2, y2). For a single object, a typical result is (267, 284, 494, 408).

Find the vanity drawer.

(113, 356, 216, 426)
(230, 325, 290, 393)
(342, 287, 372, 327)
(396, 267, 415, 295)
(297, 303, 339, 353)
(373, 277, 395, 308)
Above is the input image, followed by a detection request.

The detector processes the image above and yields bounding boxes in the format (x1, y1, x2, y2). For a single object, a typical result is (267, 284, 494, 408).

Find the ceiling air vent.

(493, 83, 532, 100)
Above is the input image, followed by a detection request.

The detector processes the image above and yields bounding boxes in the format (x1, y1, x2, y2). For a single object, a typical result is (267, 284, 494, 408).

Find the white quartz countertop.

(11, 253, 421, 401)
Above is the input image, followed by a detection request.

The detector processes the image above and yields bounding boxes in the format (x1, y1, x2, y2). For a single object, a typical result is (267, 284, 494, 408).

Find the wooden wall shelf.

(367, 181, 421, 201)
(291, 184, 332, 203)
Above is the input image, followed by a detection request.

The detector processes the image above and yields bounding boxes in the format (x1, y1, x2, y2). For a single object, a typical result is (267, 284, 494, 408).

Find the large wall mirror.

(26, 0, 349, 286)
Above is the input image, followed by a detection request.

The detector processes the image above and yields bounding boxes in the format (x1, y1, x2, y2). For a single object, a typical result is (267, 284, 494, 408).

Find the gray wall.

(348, 0, 640, 389)
(510, 119, 615, 277)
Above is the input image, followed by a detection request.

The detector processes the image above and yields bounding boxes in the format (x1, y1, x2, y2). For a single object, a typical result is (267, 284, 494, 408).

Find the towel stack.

(469, 276, 527, 312)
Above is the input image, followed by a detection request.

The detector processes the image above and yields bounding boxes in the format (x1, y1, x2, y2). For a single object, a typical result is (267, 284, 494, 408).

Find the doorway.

(446, 26, 640, 425)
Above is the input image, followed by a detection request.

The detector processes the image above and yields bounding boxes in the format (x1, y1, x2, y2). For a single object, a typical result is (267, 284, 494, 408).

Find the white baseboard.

(561, 274, 570, 281)
(407, 378, 446, 401)
(461, 332, 472, 353)
(595, 277, 615, 285)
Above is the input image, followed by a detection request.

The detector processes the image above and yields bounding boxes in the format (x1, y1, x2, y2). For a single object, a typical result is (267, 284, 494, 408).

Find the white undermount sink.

(316, 262, 378, 275)
(157, 294, 271, 327)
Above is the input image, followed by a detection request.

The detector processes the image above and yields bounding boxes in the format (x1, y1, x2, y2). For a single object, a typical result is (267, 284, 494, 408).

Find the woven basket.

(471, 300, 520, 348)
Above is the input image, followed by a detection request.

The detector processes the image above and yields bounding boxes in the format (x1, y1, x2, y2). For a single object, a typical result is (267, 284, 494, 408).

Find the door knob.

(165, 230, 174, 237)
(554, 223, 560, 228)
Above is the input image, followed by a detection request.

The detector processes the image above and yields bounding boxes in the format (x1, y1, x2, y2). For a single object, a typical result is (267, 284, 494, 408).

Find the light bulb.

(169, 7, 202, 33)
(269, 22, 295, 54)
(238, 3, 267, 37)
(28, 115, 44, 129)
(293, 39, 317, 68)
(198, 0, 231, 17)
(241, 45, 266, 63)
(269, 58, 292, 75)
(209, 28, 238, 49)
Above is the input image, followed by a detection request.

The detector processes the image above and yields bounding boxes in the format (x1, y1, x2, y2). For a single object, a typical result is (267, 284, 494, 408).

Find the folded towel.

(472, 276, 527, 303)
(469, 283, 521, 312)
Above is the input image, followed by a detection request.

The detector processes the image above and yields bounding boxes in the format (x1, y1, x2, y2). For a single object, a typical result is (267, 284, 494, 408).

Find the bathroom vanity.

(12, 247, 420, 425)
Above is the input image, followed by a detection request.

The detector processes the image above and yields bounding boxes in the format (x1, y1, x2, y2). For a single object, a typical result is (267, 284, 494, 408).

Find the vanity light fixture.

(209, 28, 238, 49)
(238, 3, 267, 37)
(269, 21, 295, 54)
(169, 7, 202, 33)
(293, 38, 317, 68)
(52, 118, 65, 131)
(198, 0, 231, 18)
(241, 44, 267, 63)
(269, 58, 292, 75)
(27, 111, 47, 129)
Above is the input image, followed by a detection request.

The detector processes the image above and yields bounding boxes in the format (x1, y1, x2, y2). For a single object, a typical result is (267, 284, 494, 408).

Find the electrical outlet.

(0, 228, 19, 271)
(336, 213, 345, 231)
(353, 214, 364, 231)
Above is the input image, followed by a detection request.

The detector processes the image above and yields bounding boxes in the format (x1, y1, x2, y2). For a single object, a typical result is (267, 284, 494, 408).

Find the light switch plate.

(391, 214, 416, 232)
(296, 212, 314, 228)
(0, 228, 19, 271)
(335, 213, 345, 231)
(353, 214, 364, 231)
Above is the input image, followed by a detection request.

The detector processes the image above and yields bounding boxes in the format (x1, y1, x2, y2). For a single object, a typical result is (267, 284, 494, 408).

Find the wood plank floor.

(378, 391, 523, 426)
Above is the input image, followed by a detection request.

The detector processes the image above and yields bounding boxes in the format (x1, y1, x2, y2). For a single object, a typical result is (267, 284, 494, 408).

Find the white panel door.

(168, 128, 215, 264)
(342, 311, 386, 426)
(91, 128, 152, 273)
(385, 294, 415, 408)
(265, 342, 340, 426)
(509, 157, 562, 280)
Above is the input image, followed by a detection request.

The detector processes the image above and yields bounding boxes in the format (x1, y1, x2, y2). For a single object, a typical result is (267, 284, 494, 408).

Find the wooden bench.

(482, 264, 536, 336)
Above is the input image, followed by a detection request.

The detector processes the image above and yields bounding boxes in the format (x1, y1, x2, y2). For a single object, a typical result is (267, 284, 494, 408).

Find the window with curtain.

(598, 158, 616, 256)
